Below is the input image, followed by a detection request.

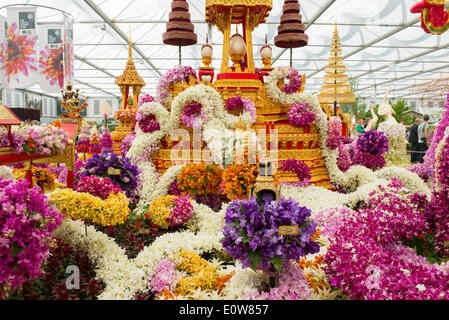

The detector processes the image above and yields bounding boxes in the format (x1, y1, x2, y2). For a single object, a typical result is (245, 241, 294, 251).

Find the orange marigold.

(222, 164, 259, 200)
(177, 164, 223, 196)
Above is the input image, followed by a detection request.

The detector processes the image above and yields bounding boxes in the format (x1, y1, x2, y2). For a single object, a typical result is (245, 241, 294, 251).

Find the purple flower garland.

(181, 102, 203, 128)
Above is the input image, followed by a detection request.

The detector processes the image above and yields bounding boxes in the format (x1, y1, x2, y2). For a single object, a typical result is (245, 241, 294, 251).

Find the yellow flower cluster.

(50, 188, 130, 226)
(172, 251, 219, 296)
(147, 195, 176, 229)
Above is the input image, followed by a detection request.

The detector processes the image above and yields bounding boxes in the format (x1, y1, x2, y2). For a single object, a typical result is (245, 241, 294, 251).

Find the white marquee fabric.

(0, 0, 448, 101)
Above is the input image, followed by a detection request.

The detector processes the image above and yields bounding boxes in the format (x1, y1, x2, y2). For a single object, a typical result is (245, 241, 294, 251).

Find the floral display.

(222, 164, 259, 200)
(50, 188, 130, 226)
(0, 22, 37, 83)
(423, 93, 449, 179)
(224, 96, 257, 125)
(247, 260, 312, 300)
(136, 97, 161, 134)
(222, 197, 320, 274)
(77, 152, 141, 200)
(324, 179, 449, 300)
(100, 128, 114, 153)
(74, 176, 122, 200)
(281, 67, 304, 94)
(177, 164, 223, 196)
(89, 132, 102, 154)
(0, 124, 68, 156)
(114, 109, 137, 122)
(326, 116, 343, 150)
(134, 195, 193, 229)
(12, 166, 58, 193)
(7, 238, 105, 300)
(181, 102, 205, 128)
(120, 133, 136, 158)
(0, 178, 63, 298)
(138, 93, 156, 106)
(39, 45, 64, 89)
(378, 122, 408, 167)
(287, 103, 316, 128)
(157, 65, 198, 108)
(280, 159, 311, 188)
(352, 130, 389, 171)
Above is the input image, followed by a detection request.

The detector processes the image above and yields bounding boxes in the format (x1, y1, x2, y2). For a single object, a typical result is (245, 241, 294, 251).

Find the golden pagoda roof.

(206, 0, 272, 25)
(317, 24, 356, 105)
(115, 32, 146, 87)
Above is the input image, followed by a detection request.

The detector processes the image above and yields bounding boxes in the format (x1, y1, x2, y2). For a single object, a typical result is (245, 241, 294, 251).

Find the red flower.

(0, 23, 37, 82)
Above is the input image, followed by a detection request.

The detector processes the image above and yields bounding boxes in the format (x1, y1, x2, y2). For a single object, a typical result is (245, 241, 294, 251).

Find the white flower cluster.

(378, 122, 408, 167)
(53, 219, 147, 300)
(0, 166, 14, 180)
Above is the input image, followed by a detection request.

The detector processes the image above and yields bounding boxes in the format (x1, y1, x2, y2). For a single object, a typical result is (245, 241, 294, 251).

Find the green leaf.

(270, 256, 286, 275)
(11, 242, 21, 258)
(248, 250, 262, 271)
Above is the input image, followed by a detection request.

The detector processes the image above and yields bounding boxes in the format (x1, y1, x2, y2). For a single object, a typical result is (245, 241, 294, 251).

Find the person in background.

(408, 118, 421, 164)
(356, 119, 365, 134)
(417, 115, 430, 163)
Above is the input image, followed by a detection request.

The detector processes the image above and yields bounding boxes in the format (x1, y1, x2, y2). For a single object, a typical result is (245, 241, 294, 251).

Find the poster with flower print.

(63, 14, 74, 84)
(0, 14, 11, 92)
(38, 25, 64, 93)
(1, 7, 39, 89)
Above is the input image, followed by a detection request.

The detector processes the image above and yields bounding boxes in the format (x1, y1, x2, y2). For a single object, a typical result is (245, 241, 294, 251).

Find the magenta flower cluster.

(282, 68, 303, 94)
(168, 196, 193, 228)
(423, 93, 449, 178)
(0, 178, 64, 297)
(138, 93, 156, 107)
(100, 128, 114, 153)
(0, 125, 68, 156)
(225, 96, 245, 111)
(74, 176, 122, 200)
(427, 124, 449, 256)
(352, 130, 389, 170)
(136, 112, 160, 134)
(324, 179, 449, 300)
(181, 102, 203, 128)
(247, 260, 312, 300)
(280, 159, 311, 187)
(222, 197, 320, 273)
(120, 133, 136, 158)
(326, 117, 343, 150)
(287, 103, 316, 128)
(157, 65, 197, 103)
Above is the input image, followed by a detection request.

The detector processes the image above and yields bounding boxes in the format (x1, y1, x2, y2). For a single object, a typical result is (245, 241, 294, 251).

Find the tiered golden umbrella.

(317, 25, 356, 116)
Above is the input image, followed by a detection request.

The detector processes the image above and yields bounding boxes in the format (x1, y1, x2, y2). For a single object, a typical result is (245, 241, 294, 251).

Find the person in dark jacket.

(409, 118, 421, 163)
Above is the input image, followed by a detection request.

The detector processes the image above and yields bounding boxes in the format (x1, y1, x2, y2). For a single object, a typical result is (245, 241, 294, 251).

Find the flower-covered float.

(2, 0, 449, 302)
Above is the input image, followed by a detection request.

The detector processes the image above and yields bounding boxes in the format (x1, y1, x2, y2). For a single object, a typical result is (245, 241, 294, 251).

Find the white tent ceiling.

(1, 0, 448, 102)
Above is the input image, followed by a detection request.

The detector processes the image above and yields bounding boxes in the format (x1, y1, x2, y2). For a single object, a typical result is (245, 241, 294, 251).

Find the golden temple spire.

(317, 24, 356, 108)
(128, 27, 133, 61)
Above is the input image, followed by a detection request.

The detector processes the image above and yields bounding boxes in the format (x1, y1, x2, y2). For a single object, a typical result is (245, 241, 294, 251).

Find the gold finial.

(128, 27, 133, 61)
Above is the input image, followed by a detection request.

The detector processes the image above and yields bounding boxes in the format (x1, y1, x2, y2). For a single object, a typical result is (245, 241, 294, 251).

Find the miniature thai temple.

(111, 32, 146, 155)
(149, 0, 337, 188)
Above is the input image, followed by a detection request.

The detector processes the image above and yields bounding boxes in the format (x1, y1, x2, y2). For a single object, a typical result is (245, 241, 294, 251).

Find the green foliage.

(391, 99, 412, 124)
(270, 256, 287, 275)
